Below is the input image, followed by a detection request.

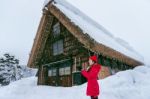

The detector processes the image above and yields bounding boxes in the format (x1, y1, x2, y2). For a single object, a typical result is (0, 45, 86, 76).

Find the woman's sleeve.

(81, 70, 89, 79)
(81, 66, 101, 79)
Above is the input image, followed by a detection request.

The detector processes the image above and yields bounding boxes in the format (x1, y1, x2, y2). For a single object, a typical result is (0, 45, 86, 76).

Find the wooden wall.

(37, 14, 135, 86)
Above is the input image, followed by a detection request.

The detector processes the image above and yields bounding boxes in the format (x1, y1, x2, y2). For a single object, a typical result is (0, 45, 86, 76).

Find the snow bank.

(0, 65, 150, 99)
(20, 66, 38, 78)
(0, 77, 86, 99)
(100, 65, 150, 99)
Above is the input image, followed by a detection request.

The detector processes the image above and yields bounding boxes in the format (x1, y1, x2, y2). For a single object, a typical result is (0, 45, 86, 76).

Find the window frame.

(53, 22, 60, 35)
(52, 40, 64, 55)
(48, 69, 57, 77)
(59, 66, 71, 76)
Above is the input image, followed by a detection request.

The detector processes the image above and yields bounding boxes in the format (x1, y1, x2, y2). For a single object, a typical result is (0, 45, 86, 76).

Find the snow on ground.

(20, 66, 38, 78)
(0, 65, 150, 99)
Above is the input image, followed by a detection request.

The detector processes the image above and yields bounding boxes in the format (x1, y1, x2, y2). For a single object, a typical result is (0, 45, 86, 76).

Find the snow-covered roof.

(44, 0, 144, 63)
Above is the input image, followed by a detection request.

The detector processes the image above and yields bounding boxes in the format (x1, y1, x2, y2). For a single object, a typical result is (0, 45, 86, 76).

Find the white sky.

(0, 0, 44, 65)
(0, 0, 149, 65)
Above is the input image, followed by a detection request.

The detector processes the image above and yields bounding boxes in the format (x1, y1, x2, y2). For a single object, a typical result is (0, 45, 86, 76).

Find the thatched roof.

(27, 0, 144, 67)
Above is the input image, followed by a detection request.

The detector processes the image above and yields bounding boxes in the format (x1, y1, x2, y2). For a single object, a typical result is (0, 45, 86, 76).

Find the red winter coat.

(81, 63, 101, 96)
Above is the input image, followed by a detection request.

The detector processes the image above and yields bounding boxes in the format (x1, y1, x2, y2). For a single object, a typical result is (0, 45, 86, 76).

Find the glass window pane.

(53, 22, 60, 35)
(52, 69, 57, 76)
(53, 42, 58, 55)
(59, 68, 64, 76)
(48, 70, 52, 76)
(58, 40, 63, 54)
(64, 67, 70, 75)
(52, 40, 63, 55)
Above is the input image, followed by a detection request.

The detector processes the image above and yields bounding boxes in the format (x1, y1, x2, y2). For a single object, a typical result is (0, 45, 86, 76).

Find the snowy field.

(0, 65, 150, 99)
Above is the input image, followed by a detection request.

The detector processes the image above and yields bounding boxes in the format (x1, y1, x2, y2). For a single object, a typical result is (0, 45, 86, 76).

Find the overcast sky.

(0, 0, 149, 65)
(0, 0, 44, 65)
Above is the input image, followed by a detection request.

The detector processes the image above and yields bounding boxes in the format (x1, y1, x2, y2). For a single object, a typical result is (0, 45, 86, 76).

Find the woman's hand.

(82, 62, 89, 70)
(82, 65, 86, 71)
(82, 65, 90, 71)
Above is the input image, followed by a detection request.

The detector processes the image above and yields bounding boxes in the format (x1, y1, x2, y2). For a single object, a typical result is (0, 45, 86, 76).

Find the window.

(52, 69, 57, 76)
(53, 22, 60, 35)
(48, 70, 52, 76)
(53, 40, 63, 55)
(59, 67, 71, 76)
(59, 68, 64, 76)
(64, 67, 70, 75)
(48, 69, 57, 76)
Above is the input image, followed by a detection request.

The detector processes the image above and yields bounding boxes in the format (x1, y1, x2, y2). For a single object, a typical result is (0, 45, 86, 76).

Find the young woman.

(81, 55, 101, 99)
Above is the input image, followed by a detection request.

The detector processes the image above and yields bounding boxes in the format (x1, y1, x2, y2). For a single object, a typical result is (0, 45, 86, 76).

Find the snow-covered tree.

(0, 53, 23, 86)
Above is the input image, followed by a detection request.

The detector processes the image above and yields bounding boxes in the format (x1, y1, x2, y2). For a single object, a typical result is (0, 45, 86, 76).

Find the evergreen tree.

(0, 53, 23, 86)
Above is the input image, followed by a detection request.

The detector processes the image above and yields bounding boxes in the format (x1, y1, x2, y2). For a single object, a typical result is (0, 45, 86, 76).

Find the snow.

(1, 65, 150, 99)
(43, 0, 144, 63)
(20, 65, 37, 78)
(0, 62, 37, 86)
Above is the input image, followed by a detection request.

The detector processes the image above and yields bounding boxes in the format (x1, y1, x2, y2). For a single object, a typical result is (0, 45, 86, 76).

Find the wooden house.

(27, 0, 144, 87)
